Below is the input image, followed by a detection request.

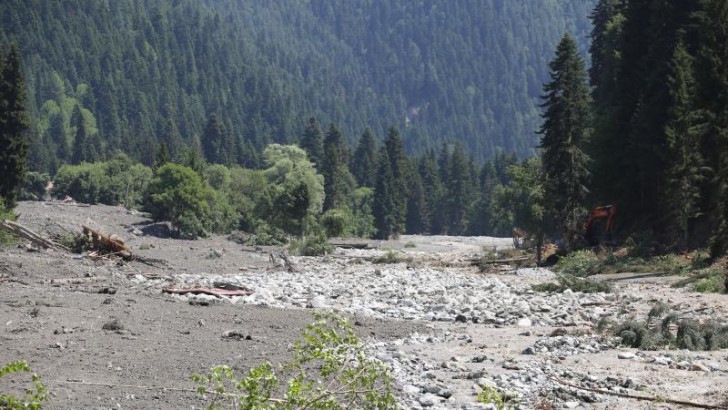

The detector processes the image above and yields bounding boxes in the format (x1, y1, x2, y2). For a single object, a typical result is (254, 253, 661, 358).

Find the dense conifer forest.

(0, 0, 593, 168)
(2, 0, 728, 260)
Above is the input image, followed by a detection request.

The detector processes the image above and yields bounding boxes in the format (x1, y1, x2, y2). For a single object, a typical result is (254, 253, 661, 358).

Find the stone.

(418, 393, 438, 407)
(618, 352, 636, 360)
(307, 295, 328, 309)
(516, 318, 532, 327)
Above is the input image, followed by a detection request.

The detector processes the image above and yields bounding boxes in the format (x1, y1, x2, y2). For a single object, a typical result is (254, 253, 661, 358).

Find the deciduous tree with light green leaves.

(262, 144, 325, 236)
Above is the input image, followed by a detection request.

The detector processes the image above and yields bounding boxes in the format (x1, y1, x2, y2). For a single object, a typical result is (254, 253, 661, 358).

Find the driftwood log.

(82, 225, 132, 260)
(1, 220, 70, 252)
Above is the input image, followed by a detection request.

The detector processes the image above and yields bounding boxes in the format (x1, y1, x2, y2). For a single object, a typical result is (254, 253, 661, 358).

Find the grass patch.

(532, 273, 612, 294)
(671, 269, 725, 293)
(404, 241, 417, 248)
(373, 249, 413, 264)
(0, 200, 18, 245)
(554, 249, 601, 277)
(289, 234, 333, 256)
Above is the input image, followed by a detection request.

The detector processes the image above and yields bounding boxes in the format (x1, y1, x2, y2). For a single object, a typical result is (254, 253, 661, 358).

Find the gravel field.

(1, 201, 728, 409)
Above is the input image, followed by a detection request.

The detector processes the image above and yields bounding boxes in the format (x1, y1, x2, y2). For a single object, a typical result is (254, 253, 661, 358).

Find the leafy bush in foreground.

(193, 312, 396, 409)
(0, 360, 47, 410)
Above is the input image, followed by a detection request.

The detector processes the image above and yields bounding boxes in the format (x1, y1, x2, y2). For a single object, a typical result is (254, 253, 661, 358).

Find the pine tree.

(0, 43, 30, 207)
(202, 113, 225, 164)
(662, 37, 705, 250)
(383, 126, 408, 236)
(538, 34, 592, 249)
(300, 116, 324, 167)
(71, 105, 87, 164)
(322, 123, 355, 211)
(694, 0, 728, 256)
(445, 142, 472, 235)
(352, 128, 378, 187)
(160, 118, 182, 161)
(417, 150, 443, 234)
(372, 146, 397, 239)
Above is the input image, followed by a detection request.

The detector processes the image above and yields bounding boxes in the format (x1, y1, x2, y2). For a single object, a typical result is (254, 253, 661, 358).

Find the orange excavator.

(583, 205, 616, 246)
(512, 205, 616, 250)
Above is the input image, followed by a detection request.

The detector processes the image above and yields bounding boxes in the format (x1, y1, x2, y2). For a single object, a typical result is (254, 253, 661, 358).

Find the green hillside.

(0, 0, 594, 170)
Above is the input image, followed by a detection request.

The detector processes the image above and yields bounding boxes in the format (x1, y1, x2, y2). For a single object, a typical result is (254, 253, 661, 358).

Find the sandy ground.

(1, 201, 728, 409)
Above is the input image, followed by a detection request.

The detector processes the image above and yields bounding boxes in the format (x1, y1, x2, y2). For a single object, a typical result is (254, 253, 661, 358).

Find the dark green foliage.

(201, 114, 229, 165)
(662, 38, 706, 250)
(18, 171, 50, 201)
(289, 233, 333, 256)
(373, 127, 413, 239)
(321, 209, 348, 238)
(300, 117, 324, 167)
(321, 123, 355, 211)
(614, 304, 728, 351)
(54, 153, 152, 207)
(272, 181, 311, 237)
(1, 1, 594, 168)
(532, 274, 612, 294)
(443, 143, 473, 235)
(351, 129, 378, 187)
(0, 43, 30, 208)
(615, 320, 650, 348)
(145, 163, 213, 237)
(694, 0, 728, 257)
(0, 199, 17, 245)
(539, 34, 591, 250)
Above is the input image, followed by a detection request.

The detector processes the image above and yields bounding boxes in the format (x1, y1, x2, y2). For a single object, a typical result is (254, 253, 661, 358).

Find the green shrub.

(321, 208, 349, 237)
(0, 360, 48, 410)
(476, 385, 520, 409)
(193, 312, 396, 409)
(0, 199, 17, 245)
(18, 172, 50, 201)
(554, 249, 601, 277)
(145, 163, 211, 238)
(53, 153, 152, 207)
(289, 234, 333, 256)
(614, 303, 728, 351)
(373, 249, 412, 264)
(672, 269, 726, 293)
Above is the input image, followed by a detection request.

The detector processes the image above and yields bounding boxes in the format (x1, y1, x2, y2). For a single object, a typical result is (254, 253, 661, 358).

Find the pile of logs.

(1, 220, 132, 260)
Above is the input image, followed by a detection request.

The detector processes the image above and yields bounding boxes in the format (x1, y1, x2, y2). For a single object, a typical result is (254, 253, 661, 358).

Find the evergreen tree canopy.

(539, 34, 591, 249)
(0, 43, 30, 207)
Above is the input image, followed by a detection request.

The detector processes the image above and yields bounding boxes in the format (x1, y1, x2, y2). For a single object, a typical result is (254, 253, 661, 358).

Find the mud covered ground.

(1, 201, 728, 409)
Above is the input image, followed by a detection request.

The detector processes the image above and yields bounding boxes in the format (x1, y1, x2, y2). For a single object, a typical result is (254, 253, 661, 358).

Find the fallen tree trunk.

(82, 225, 132, 260)
(1, 220, 70, 252)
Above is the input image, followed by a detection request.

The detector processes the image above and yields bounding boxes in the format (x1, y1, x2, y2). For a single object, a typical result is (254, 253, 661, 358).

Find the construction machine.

(512, 204, 616, 251)
(583, 205, 616, 246)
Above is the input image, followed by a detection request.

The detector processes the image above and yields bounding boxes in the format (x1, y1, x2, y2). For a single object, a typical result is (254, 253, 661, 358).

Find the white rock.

(618, 352, 636, 360)
(517, 318, 532, 327)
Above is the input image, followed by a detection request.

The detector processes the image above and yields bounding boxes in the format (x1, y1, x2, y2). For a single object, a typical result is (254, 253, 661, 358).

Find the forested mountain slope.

(0, 0, 594, 170)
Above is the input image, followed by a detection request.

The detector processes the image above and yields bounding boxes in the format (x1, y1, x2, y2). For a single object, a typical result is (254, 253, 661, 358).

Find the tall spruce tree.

(445, 142, 472, 235)
(662, 37, 705, 250)
(202, 114, 226, 164)
(0, 43, 30, 207)
(321, 123, 355, 211)
(300, 117, 324, 167)
(383, 126, 409, 236)
(538, 34, 592, 249)
(694, 0, 728, 257)
(372, 146, 397, 239)
(352, 128, 378, 187)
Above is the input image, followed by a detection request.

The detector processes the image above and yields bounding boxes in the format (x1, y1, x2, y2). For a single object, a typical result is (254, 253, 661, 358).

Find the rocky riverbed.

(2, 201, 728, 409)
